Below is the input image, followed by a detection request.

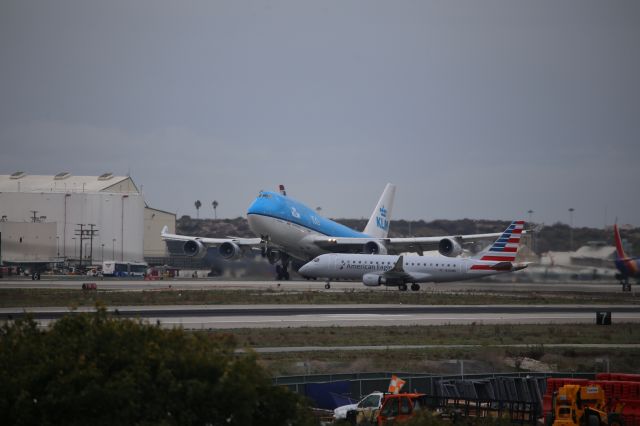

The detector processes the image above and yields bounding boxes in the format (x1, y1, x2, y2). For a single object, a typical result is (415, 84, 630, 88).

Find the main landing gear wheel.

(324, 282, 331, 289)
(411, 283, 420, 291)
(275, 265, 290, 281)
(399, 283, 407, 291)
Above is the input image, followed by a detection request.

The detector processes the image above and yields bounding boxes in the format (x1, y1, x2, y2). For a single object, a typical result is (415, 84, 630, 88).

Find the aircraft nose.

(299, 259, 317, 276)
(299, 262, 312, 275)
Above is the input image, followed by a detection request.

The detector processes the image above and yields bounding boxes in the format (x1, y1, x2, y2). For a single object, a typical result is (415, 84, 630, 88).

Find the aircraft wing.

(160, 226, 262, 247)
(310, 232, 502, 255)
(378, 256, 432, 283)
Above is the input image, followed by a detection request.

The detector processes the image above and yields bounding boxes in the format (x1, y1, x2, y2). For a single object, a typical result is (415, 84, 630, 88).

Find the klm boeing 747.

(162, 184, 503, 280)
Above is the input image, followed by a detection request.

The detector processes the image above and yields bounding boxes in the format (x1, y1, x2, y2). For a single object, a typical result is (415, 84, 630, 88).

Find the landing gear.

(411, 283, 420, 291)
(275, 264, 290, 281)
(399, 283, 407, 291)
(616, 273, 633, 292)
(324, 281, 331, 290)
(274, 252, 291, 281)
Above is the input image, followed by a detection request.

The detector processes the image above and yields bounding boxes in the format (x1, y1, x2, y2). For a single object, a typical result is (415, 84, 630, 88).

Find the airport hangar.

(0, 172, 175, 268)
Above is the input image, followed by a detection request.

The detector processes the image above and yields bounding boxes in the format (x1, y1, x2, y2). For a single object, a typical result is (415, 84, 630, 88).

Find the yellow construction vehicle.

(545, 384, 624, 426)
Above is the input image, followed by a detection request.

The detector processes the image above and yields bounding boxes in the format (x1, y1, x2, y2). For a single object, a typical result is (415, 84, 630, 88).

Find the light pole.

(56, 236, 60, 257)
(568, 208, 575, 251)
(112, 238, 116, 261)
(527, 210, 534, 253)
(101, 243, 104, 263)
(72, 237, 77, 259)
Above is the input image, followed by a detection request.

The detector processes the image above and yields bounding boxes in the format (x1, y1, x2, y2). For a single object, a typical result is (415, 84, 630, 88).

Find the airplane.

(161, 184, 504, 280)
(298, 220, 529, 289)
(613, 223, 639, 292)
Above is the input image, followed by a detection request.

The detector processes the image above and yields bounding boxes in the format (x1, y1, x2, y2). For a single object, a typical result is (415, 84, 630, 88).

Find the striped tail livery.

(470, 220, 526, 271)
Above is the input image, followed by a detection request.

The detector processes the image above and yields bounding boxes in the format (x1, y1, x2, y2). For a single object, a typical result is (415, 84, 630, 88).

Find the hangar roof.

(0, 173, 140, 194)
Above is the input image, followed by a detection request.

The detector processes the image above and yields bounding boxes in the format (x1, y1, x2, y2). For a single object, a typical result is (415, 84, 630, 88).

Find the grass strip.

(220, 323, 640, 347)
(0, 288, 637, 307)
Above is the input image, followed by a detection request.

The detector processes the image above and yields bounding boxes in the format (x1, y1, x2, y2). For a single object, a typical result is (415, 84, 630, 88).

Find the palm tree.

(212, 200, 219, 219)
(194, 200, 202, 218)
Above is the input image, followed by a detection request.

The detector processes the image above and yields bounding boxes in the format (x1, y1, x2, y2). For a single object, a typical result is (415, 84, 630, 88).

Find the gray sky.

(1, 1, 639, 228)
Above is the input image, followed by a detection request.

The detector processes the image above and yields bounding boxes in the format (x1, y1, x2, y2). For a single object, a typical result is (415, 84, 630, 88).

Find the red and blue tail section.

(470, 221, 525, 270)
(614, 224, 639, 278)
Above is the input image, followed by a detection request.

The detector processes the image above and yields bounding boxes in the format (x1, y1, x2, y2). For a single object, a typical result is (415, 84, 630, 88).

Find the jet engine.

(438, 238, 463, 257)
(183, 240, 207, 259)
(219, 242, 243, 260)
(363, 273, 383, 286)
(363, 273, 404, 287)
(363, 241, 388, 255)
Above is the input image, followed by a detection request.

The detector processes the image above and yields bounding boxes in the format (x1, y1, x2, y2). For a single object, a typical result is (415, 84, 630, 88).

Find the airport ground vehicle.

(375, 393, 429, 425)
(545, 384, 624, 426)
(335, 391, 384, 423)
(102, 261, 148, 277)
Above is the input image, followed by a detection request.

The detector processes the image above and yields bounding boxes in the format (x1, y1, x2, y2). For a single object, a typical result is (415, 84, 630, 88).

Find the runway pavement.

(0, 277, 630, 293)
(2, 304, 638, 329)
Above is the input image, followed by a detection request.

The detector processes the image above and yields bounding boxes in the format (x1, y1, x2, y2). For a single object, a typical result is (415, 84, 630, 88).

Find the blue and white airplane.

(161, 184, 502, 279)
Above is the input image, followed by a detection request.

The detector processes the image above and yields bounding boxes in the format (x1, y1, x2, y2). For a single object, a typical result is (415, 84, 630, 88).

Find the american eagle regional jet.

(299, 220, 529, 289)
(161, 184, 504, 279)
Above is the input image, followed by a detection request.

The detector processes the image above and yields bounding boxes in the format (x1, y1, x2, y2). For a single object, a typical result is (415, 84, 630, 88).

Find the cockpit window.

(258, 193, 272, 199)
(313, 257, 320, 262)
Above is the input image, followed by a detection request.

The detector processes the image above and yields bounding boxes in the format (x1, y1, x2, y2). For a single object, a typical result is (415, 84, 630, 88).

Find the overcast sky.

(1, 1, 639, 228)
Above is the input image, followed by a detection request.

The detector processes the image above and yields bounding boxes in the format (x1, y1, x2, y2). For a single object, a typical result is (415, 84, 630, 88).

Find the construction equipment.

(545, 384, 624, 426)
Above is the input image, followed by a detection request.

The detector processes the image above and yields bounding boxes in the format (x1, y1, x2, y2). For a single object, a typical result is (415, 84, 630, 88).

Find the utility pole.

(87, 224, 98, 265)
(73, 224, 98, 268)
(75, 224, 84, 269)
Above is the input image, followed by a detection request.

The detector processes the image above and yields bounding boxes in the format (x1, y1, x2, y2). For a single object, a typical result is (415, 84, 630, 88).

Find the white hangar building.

(0, 172, 175, 266)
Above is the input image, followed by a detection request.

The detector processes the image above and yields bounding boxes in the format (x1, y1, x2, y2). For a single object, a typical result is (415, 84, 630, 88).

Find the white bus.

(102, 261, 148, 277)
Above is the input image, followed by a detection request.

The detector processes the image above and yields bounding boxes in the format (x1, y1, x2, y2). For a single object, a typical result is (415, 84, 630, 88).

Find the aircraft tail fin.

(473, 220, 525, 262)
(614, 223, 628, 259)
(363, 183, 396, 238)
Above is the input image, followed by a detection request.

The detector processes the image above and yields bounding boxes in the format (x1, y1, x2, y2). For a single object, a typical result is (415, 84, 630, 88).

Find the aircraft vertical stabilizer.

(473, 220, 525, 262)
(363, 183, 396, 238)
(614, 224, 628, 259)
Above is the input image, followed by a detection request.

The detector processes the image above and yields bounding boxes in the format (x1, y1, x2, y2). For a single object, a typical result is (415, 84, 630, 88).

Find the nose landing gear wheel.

(324, 282, 331, 289)
(411, 283, 420, 291)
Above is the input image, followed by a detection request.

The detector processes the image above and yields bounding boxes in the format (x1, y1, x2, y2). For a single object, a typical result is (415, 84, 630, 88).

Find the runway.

(0, 278, 630, 293)
(2, 304, 638, 329)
